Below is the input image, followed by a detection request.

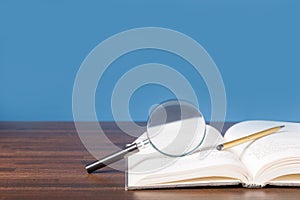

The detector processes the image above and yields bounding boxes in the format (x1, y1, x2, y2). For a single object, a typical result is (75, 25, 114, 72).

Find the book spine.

(242, 182, 264, 188)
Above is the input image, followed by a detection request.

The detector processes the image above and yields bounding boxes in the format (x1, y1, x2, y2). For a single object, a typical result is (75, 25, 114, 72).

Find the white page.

(224, 120, 300, 184)
(128, 125, 248, 187)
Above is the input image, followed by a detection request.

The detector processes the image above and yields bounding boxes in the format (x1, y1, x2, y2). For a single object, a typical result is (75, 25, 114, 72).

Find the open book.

(126, 120, 300, 189)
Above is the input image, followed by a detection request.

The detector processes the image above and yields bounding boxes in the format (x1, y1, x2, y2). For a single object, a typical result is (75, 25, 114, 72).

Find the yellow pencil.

(216, 125, 285, 151)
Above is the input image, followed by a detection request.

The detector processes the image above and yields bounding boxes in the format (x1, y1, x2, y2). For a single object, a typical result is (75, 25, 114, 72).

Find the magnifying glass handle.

(85, 143, 139, 173)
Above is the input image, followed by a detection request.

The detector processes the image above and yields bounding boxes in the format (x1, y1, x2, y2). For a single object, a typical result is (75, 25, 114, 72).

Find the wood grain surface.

(0, 122, 299, 200)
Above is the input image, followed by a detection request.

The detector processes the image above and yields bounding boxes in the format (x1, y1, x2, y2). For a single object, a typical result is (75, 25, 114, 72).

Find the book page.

(128, 125, 249, 188)
(224, 121, 300, 184)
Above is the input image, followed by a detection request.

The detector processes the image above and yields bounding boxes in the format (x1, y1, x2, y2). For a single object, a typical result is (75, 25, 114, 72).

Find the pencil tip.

(216, 144, 223, 151)
(279, 125, 285, 128)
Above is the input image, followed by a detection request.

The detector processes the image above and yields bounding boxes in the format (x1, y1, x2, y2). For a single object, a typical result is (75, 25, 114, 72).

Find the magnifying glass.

(85, 100, 206, 173)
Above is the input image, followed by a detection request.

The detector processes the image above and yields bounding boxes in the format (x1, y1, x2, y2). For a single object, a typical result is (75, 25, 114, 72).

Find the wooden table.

(0, 122, 299, 200)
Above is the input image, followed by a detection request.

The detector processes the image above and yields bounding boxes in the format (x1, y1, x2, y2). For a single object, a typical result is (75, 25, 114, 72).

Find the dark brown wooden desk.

(0, 122, 299, 200)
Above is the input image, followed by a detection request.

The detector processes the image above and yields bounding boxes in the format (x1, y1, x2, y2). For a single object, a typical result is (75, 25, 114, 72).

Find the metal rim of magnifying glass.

(146, 100, 207, 157)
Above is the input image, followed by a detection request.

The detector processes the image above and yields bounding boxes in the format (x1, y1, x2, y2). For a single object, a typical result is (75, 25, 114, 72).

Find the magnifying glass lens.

(146, 100, 206, 157)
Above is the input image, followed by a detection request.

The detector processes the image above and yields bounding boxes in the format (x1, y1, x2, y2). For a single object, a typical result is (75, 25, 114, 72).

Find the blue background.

(1, 0, 300, 122)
